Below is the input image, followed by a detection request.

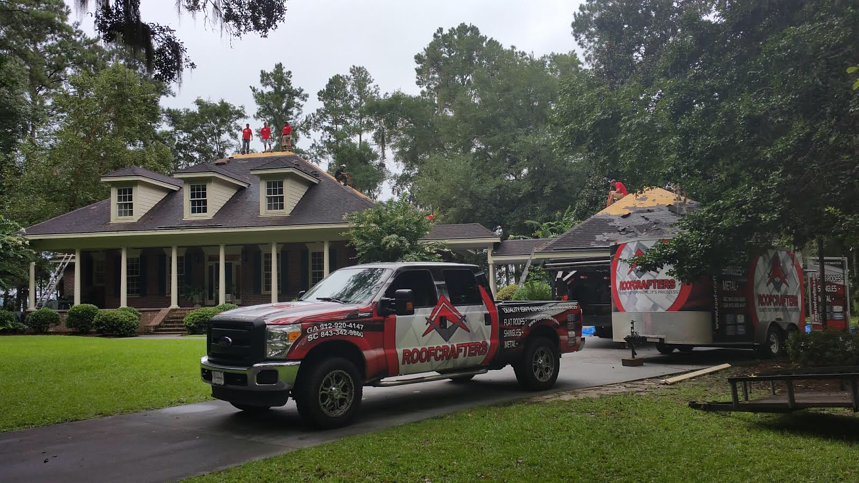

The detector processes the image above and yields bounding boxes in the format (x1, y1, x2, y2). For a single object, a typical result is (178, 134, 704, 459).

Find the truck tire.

(514, 337, 560, 391)
(230, 403, 271, 413)
(655, 343, 675, 354)
(757, 325, 784, 358)
(294, 357, 363, 429)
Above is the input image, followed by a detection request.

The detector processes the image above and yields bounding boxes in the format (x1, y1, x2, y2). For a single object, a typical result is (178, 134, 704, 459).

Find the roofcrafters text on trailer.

(200, 262, 584, 428)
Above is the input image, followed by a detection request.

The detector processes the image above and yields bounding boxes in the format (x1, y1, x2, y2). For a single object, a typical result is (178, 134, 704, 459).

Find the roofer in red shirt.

(260, 122, 272, 153)
(241, 123, 252, 154)
(281, 123, 293, 151)
(606, 179, 629, 207)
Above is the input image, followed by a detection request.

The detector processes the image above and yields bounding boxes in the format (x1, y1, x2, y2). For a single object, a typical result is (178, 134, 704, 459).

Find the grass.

(0, 336, 210, 432)
(190, 372, 859, 482)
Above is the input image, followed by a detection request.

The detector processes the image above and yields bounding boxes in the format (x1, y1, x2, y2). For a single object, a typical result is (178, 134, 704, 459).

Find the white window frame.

(117, 187, 134, 218)
(310, 251, 324, 286)
(266, 180, 285, 212)
(126, 257, 141, 297)
(189, 184, 207, 214)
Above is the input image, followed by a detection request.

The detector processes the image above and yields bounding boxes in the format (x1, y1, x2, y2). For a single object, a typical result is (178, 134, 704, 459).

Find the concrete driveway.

(0, 339, 758, 483)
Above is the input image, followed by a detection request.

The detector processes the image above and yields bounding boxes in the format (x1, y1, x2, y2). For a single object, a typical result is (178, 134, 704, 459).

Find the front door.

(205, 260, 242, 305)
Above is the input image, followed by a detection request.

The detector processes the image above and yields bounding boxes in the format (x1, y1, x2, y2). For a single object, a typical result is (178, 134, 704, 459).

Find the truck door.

(434, 268, 493, 371)
(385, 269, 440, 376)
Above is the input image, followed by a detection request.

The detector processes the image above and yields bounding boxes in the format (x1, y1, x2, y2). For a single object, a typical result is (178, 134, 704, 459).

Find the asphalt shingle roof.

(101, 166, 182, 188)
(493, 238, 553, 257)
(24, 154, 375, 236)
(173, 162, 251, 185)
(423, 223, 498, 241)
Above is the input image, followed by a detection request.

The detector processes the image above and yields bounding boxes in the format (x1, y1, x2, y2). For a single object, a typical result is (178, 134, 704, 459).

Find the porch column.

(270, 242, 278, 304)
(323, 240, 330, 277)
(487, 246, 496, 297)
(74, 249, 81, 306)
(120, 247, 128, 308)
(28, 262, 35, 309)
(218, 244, 226, 306)
(170, 246, 179, 308)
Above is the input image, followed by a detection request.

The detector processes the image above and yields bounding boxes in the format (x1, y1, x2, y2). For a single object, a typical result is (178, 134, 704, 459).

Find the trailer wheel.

(294, 357, 363, 429)
(757, 325, 784, 358)
(514, 337, 560, 391)
(655, 343, 675, 354)
(230, 403, 271, 413)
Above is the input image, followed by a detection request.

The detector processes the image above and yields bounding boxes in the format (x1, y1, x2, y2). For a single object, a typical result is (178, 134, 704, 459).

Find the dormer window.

(117, 187, 134, 217)
(190, 184, 208, 214)
(266, 180, 284, 212)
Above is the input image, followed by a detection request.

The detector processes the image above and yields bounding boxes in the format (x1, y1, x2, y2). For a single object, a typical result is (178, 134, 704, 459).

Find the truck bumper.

(200, 356, 300, 407)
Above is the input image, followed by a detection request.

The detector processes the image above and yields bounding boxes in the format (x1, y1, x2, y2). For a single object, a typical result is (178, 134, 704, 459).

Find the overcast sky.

(70, 0, 585, 196)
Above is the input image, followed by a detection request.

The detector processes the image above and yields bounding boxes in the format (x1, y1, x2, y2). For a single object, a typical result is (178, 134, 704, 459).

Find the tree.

(163, 98, 247, 168)
(5, 64, 172, 225)
(345, 197, 446, 263)
(75, 0, 288, 83)
(326, 141, 387, 199)
(311, 66, 382, 161)
(0, 216, 35, 292)
(250, 63, 308, 150)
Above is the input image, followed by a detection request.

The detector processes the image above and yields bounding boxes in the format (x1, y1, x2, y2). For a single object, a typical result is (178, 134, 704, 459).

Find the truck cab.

(201, 262, 584, 428)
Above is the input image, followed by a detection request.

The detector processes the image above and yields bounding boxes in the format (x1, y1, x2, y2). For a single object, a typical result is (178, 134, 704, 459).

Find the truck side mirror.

(378, 289, 415, 317)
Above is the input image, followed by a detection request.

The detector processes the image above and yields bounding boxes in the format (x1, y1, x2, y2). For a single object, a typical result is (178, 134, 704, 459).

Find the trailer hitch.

(623, 319, 647, 366)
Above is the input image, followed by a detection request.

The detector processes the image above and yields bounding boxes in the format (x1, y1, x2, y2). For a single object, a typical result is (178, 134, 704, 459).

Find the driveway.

(0, 339, 758, 483)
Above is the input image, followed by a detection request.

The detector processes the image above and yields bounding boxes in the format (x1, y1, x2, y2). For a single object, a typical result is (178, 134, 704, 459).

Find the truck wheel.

(655, 343, 675, 354)
(757, 325, 783, 358)
(230, 403, 271, 413)
(514, 337, 559, 391)
(448, 374, 475, 384)
(295, 357, 362, 429)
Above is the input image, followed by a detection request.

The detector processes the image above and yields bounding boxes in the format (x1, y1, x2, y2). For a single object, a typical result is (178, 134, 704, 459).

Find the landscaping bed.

(189, 362, 859, 482)
(0, 336, 209, 432)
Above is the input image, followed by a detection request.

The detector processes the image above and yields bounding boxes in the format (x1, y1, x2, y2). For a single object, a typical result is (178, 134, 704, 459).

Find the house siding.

(285, 177, 311, 214)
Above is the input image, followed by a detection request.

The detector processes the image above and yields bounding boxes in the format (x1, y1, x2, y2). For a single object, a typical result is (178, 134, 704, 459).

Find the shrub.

(66, 304, 99, 333)
(512, 280, 552, 301)
(25, 308, 60, 334)
(0, 310, 25, 333)
(495, 284, 518, 301)
(117, 306, 141, 320)
(786, 330, 859, 367)
(214, 303, 239, 313)
(184, 308, 220, 335)
(94, 310, 139, 337)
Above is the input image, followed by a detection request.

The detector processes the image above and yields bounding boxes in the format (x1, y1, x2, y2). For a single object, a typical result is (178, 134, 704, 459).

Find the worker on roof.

(261, 122, 272, 153)
(606, 179, 628, 207)
(241, 123, 252, 155)
(281, 122, 293, 151)
(334, 164, 350, 186)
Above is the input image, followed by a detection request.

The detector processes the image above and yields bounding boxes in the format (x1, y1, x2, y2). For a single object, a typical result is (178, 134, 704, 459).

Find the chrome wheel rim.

(532, 347, 555, 382)
(769, 333, 780, 354)
(318, 370, 354, 417)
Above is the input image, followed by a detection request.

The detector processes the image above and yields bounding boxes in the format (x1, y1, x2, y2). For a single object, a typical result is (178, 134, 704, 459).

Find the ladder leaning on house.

(35, 253, 75, 309)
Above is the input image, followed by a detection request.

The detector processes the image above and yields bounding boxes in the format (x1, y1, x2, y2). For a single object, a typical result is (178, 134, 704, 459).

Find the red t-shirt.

(242, 128, 252, 140)
(260, 126, 271, 139)
(614, 182, 628, 196)
(282, 125, 292, 135)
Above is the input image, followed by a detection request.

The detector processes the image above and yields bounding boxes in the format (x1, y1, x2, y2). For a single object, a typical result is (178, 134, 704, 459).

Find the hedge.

(495, 284, 518, 301)
(214, 303, 239, 312)
(512, 281, 552, 301)
(66, 304, 99, 333)
(184, 308, 220, 335)
(117, 306, 141, 320)
(786, 330, 859, 367)
(0, 310, 25, 333)
(25, 308, 60, 334)
(94, 310, 139, 337)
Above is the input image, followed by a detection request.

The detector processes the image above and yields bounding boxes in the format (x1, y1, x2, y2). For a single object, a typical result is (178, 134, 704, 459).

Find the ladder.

(516, 246, 538, 291)
(35, 253, 74, 309)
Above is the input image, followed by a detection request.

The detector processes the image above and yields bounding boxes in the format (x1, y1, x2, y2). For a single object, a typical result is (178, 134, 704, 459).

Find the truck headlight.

(266, 325, 301, 359)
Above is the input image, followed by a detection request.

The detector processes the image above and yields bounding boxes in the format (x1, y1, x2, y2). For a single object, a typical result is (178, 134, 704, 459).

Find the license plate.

(212, 371, 225, 386)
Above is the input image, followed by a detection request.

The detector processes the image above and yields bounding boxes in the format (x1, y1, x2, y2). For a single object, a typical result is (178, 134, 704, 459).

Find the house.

(22, 153, 503, 320)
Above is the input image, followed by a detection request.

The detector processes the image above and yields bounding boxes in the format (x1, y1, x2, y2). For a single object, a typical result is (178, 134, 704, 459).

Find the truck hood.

(210, 301, 367, 325)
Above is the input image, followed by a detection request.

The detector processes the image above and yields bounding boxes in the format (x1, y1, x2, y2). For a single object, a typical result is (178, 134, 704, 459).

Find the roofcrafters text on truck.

(200, 262, 584, 428)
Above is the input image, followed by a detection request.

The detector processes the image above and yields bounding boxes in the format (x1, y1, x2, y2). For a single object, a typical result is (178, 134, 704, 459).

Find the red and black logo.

(423, 295, 470, 342)
(766, 253, 788, 291)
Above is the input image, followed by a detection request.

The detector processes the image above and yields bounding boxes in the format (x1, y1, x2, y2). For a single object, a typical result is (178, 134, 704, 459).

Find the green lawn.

(190, 373, 859, 482)
(0, 336, 209, 432)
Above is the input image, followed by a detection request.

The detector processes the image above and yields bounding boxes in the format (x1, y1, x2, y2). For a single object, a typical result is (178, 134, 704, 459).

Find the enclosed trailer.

(610, 238, 805, 356)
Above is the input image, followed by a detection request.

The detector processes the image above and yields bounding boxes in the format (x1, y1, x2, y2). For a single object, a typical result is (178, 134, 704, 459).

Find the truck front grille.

(207, 320, 265, 365)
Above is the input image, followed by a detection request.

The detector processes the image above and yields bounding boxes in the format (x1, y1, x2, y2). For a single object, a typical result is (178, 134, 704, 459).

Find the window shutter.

(184, 254, 193, 286)
(281, 250, 288, 295)
(253, 250, 261, 294)
(85, 255, 94, 286)
(139, 254, 148, 297)
(225, 263, 233, 295)
(113, 255, 121, 297)
(301, 249, 309, 291)
(329, 246, 338, 272)
(157, 254, 167, 296)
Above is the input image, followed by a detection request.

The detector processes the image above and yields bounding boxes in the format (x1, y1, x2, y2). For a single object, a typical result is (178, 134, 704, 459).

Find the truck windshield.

(301, 268, 391, 305)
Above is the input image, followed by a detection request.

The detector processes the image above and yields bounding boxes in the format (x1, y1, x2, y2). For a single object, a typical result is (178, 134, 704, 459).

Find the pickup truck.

(200, 262, 584, 428)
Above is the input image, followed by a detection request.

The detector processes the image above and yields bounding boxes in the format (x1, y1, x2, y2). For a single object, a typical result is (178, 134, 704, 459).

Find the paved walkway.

(0, 339, 758, 483)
